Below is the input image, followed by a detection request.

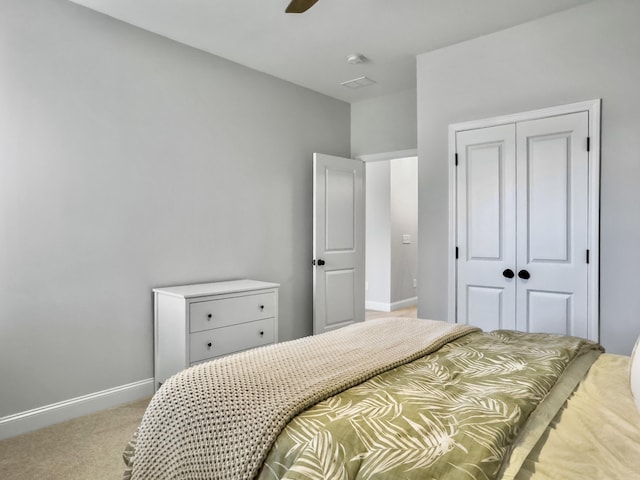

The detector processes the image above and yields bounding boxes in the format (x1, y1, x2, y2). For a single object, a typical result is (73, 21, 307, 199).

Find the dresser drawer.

(189, 292, 276, 333)
(154, 279, 279, 390)
(189, 317, 276, 363)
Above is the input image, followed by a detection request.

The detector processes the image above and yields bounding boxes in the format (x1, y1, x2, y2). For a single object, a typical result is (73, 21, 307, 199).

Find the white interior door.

(515, 112, 589, 337)
(313, 153, 365, 334)
(455, 110, 593, 338)
(456, 124, 517, 332)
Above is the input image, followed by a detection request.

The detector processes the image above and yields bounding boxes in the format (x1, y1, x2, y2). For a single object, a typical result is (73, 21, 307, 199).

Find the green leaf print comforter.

(257, 330, 602, 480)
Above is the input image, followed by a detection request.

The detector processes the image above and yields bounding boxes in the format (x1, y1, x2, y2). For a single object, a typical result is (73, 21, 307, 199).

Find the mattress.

(517, 353, 640, 479)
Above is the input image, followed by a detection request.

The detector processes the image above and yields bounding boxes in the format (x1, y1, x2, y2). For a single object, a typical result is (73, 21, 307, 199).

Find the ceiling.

(68, 0, 594, 104)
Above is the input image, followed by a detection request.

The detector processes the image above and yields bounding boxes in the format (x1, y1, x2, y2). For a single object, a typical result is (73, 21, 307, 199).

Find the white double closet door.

(456, 111, 591, 337)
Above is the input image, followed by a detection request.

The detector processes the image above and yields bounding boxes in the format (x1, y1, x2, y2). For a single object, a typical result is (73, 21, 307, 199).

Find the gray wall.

(351, 89, 417, 158)
(417, 0, 640, 355)
(0, 0, 350, 418)
(390, 157, 418, 304)
(365, 157, 418, 309)
(365, 162, 391, 306)
(353, 90, 418, 311)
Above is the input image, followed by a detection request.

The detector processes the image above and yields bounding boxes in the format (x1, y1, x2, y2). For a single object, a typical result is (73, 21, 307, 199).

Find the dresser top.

(153, 279, 279, 299)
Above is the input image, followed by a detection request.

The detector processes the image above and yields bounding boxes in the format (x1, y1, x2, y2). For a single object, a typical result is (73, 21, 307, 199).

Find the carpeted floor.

(0, 310, 416, 480)
(0, 397, 150, 480)
(365, 306, 417, 320)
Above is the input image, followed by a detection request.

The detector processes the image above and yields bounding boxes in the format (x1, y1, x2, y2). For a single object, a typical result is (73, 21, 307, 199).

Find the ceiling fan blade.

(285, 0, 319, 13)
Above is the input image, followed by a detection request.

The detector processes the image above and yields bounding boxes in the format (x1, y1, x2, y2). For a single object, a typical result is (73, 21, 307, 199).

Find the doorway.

(359, 149, 418, 315)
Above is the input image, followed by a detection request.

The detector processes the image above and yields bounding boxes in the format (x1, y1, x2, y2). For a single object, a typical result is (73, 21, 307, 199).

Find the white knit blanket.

(124, 318, 478, 480)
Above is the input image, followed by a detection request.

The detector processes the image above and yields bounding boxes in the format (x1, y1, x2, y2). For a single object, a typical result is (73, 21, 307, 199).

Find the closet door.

(515, 112, 589, 337)
(456, 124, 517, 331)
(456, 111, 590, 336)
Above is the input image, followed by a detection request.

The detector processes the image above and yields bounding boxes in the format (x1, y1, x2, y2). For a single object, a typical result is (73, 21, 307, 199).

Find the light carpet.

(0, 397, 150, 480)
(0, 311, 415, 480)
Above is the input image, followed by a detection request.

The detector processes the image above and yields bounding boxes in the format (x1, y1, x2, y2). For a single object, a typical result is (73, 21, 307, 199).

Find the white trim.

(359, 147, 420, 319)
(357, 149, 417, 163)
(587, 101, 601, 343)
(0, 378, 154, 440)
(448, 124, 458, 324)
(448, 100, 600, 341)
(366, 301, 393, 312)
(449, 100, 600, 132)
(366, 296, 418, 312)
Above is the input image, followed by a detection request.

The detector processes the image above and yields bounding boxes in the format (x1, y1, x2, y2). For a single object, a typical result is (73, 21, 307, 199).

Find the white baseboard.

(366, 297, 417, 313)
(0, 378, 154, 441)
(365, 300, 392, 311)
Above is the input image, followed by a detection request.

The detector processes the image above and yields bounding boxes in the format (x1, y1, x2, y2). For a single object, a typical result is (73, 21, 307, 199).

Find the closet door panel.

(526, 290, 572, 336)
(467, 144, 502, 259)
(515, 112, 589, 337)
(466, 286, 506, 331)
(527, 134, 570, 262)
(456, 124, 516, 331)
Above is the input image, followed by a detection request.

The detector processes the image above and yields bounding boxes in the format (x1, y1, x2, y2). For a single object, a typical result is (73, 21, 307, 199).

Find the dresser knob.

(207, 342, 212, 348)
(259, 305, 265, 310)
(259, 331, 264, 336)
(207, 314, 212, 320)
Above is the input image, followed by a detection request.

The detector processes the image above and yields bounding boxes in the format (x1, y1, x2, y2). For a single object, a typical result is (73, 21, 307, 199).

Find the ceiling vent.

(340, 76, 376, 89)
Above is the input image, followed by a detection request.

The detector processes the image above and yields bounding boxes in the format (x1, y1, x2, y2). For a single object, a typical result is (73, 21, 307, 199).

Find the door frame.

(357, 149, 419, 313)
(447, 99, 601, 340)
(357, 149, 418, 163)
(356, 148, 420, 311)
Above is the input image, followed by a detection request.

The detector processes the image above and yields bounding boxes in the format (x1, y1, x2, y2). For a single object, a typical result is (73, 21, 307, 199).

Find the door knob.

(502, 269, 515, 279)
(518, 269, 531, 280)
(317, 259, 325, 266)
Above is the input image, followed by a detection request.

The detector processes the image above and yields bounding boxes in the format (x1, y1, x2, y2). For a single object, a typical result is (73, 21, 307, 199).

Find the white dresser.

(153, 279, 279, 389)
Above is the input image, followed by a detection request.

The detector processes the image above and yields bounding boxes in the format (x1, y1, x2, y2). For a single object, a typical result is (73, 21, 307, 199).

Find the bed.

(123, 317, 640, 479)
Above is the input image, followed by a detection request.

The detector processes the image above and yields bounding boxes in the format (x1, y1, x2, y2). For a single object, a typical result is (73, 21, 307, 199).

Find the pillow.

(632, 335, 640, 413)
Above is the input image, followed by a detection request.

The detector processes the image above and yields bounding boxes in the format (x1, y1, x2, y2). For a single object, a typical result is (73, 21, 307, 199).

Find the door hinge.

(586, 249, 590, 264)
(455, 153, 459, 166)
(587, 137, 591, 152)
(455, 246, 459, 259)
